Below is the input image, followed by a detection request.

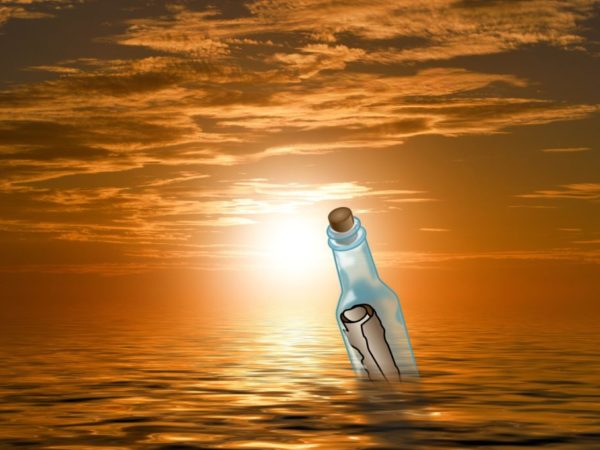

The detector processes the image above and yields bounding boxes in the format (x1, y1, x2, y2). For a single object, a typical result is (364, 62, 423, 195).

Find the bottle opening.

(327, 208, 365, 251)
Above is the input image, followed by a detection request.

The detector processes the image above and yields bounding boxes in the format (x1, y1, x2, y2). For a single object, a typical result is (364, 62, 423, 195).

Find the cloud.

(2, 246, 598, 274)
(387, 198, 438, 203)
(375, 248, 600, 269)
(5, 60, 582, 190)
(257, 0, 593, 45)
(1, 0, 599, 276)
(230, 180, 425, 204)
(541, 146, 592, 153)
(271, 44, 366, 79)
(517, 183, 600, 200)
(112, 7, 240, 57)
(0, 0, 82, 28)
(168, 179, 430, 217)
(112, 0, 594, 72)
(0, 178, 430, 254)
(0, 5, 49, 26)
(116, 1, 596, 61)
(0, 262, 160, 276)
(508, 205, 558, 209)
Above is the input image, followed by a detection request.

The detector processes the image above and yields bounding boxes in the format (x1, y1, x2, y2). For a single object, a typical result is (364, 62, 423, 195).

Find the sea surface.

(1, 309, 599, 449)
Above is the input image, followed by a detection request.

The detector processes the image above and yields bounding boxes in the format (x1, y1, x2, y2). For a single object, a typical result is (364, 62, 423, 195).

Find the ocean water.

(1, 310, 599, 449)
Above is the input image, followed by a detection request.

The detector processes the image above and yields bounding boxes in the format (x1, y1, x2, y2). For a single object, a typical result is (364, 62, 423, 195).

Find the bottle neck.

(328, 219, 379, 292)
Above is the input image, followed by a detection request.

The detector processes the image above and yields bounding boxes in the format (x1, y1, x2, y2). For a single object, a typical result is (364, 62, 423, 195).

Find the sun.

(257, 214, 327, 277)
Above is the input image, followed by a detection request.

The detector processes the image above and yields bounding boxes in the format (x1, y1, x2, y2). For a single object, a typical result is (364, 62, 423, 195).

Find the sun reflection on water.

(0, 313, 599, 449)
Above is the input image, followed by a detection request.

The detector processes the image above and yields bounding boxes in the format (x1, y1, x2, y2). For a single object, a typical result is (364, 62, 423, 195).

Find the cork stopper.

(328, 207, 354, 232)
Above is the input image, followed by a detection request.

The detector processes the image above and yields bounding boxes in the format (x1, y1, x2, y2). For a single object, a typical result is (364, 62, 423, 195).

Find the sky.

(0, 0, 599, 321)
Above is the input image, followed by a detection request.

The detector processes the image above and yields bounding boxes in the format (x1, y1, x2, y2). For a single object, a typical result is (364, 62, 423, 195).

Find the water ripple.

(0, 316, 599, 449)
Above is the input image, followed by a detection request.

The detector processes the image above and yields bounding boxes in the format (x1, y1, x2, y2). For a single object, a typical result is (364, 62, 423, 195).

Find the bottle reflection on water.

(327, 207, 418, 382)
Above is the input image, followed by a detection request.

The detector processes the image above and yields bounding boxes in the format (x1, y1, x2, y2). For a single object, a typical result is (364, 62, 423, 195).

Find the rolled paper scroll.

(341, 304, 401, 382)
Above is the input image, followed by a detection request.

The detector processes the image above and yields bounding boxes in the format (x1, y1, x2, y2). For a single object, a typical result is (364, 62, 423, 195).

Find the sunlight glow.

(257, 215, 327, 276)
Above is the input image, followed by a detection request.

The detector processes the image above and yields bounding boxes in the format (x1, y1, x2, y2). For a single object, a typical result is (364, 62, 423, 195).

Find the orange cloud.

(115, 1, 596, 61)
(541, 147, 592, 153)
(1, 0, 598, 278)
(0, 0, 85, 28)
(0, 5, 49, 26)
(518, 183, 600, 200)
(375, 248, 600, 269)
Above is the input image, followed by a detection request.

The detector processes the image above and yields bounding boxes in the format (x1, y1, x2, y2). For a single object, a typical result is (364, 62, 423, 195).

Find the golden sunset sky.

(1, 0, 599, 320)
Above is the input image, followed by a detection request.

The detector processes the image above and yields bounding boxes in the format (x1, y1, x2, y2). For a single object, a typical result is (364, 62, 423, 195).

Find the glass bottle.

(327, 207, 418, 381)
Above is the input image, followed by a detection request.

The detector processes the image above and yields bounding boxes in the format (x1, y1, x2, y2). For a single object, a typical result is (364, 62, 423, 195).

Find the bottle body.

(328, 218, 418, 380)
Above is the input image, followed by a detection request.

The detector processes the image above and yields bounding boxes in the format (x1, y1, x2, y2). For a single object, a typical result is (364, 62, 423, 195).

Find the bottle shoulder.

(336, 277, 398, 310)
